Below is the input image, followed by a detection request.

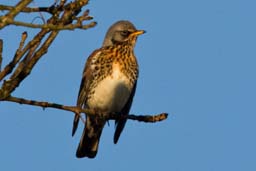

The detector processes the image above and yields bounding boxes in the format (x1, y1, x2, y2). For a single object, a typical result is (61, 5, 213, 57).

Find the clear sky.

(1, 0, 256, 170)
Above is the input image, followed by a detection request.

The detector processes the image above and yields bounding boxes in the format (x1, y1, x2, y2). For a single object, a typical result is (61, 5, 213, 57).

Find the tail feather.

(72, 113, 80, 136)
(114, 118, 127, 144)
(76, 117, 105, 158)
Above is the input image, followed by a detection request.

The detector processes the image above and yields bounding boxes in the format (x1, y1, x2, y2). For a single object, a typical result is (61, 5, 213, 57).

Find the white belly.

(87, 64, 132, 112)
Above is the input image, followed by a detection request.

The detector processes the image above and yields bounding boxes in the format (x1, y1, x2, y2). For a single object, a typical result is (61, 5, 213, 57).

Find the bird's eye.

(120, 30, 129, 36)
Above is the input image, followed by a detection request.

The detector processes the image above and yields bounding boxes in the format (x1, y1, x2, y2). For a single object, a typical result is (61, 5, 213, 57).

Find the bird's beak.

(130, 30, 146, 37)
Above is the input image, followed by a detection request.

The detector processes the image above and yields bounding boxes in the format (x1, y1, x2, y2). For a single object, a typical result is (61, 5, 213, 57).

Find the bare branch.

(1, 3, 96, 30)
(5, 96, 168, 123)
(0, 39, 3, 71)
(0, 4, 58, 14)
(0, 32, 28, 81)
(0, 0, 33, 28)
(8, 20, 97, 30)
(0, 0, 96, 100)
(0, 30, 58, 100)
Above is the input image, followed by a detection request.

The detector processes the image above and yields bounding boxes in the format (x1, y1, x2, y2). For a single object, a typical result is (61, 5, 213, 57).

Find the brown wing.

(113, 81, 137, 144)
(72, 49, 101, 136)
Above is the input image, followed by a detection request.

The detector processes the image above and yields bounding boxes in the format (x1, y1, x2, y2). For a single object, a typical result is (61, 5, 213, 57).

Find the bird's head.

(103, 20, 145, 47)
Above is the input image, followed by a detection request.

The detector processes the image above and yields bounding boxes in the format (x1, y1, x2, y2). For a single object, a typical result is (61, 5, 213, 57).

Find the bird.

(72, 20, 145, 158)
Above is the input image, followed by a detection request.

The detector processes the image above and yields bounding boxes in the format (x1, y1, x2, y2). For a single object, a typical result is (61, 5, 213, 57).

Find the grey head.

(102, 20, 145, 47)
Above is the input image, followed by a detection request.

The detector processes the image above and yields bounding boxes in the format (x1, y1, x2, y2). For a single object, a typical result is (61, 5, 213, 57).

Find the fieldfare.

(72, 20, 145, 158)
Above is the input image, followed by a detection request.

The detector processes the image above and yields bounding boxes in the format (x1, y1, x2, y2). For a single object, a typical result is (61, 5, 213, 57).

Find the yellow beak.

(130, 30, 146, 36)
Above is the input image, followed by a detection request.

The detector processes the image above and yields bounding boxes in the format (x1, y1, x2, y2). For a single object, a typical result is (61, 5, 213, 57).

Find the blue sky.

(1, 0, 256, 170)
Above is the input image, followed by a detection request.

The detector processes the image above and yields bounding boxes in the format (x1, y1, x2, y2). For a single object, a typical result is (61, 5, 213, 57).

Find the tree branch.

(0, 0, 33, 28)
(5, 96, 168, 123)
(8, 19, 97, 30)
(0, 32, 27, 81)
(0, 39, 3, 71)
(0, 4, 59, 14)
(0, 0, 96, 100)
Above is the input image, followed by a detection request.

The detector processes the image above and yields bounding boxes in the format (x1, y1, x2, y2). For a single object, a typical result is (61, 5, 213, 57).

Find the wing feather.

(72, 49, 102, 136)
(113, 81, 137, 143)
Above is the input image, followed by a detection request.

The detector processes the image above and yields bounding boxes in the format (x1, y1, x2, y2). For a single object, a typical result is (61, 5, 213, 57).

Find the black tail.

(72, 113, 80, 136)
(114, 118, 127, 144)
(76, 117, 105, 158)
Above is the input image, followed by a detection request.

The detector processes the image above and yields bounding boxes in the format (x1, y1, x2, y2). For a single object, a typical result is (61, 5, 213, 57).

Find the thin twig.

(9, 20, 96, 30)
(0, 31, 58, 100)
(0, 39, 3, 71)
(0, 32, 28, 81)
(0, 0, 33, 28)
(5, 96, 168, 123)
(31, 1, 46, 24)
(0, 4, 56, 14)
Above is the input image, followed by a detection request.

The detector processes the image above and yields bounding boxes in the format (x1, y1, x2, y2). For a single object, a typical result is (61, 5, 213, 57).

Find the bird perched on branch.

(72, 20, 145, 158)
